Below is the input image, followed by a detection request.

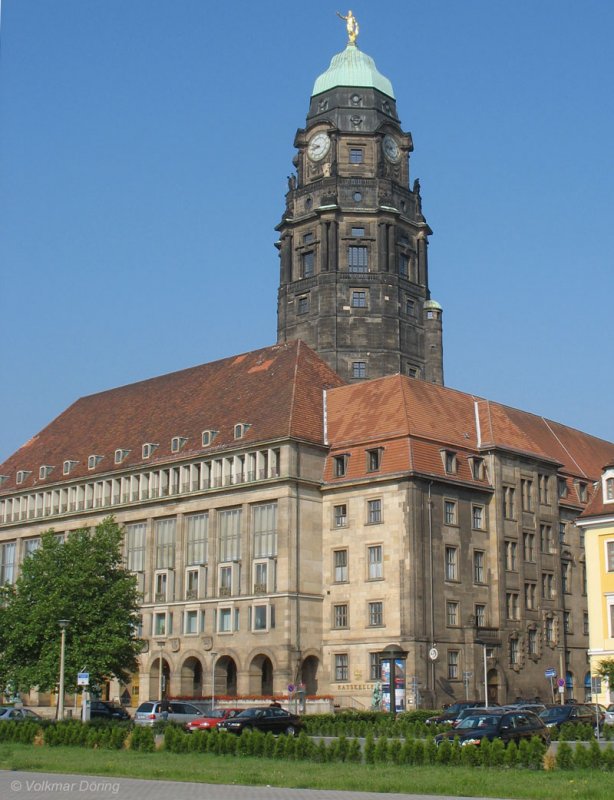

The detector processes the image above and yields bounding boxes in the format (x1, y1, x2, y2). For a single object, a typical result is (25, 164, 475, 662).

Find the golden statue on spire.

(337, 10, 359, 44)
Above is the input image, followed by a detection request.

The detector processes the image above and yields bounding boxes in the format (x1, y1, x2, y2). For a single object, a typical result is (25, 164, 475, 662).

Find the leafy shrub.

(555, 741, 574, 769)
(130, 725, 155, 752)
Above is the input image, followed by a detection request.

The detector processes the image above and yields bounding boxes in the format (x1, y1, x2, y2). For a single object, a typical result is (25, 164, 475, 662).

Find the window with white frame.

(368, 601, 383, 626)
(447, 650, 459, 680)
(368, 544, 383, 579)
(606, 541, 614, 572)
(444, 500, 457, 525)
(334, 549, 348, 582)
(334, 504, 347, 527)
(0, 542, 16, 585)
(472, 505, 484, 529)
(473, 550, 485, 583)
(185, 568, 202, 600)
(184, 609, 199, 635)
(606, 477, 614, 502)
(88, 455, 103, 470)
(253, 560, 271, 594)
(528, 628, 538, 656)
(114, 449, 129, 465)
(525, 582, 536, 610)
(510, 638, 519, 665)
(445, 546, 458, 581)
(155, 518, 176, 569)
(446, 601, 459, 626)
(505, 540, 517, 571)
(154, 612, 166, 636)
(545, 616, 555, 644)
(542, 572, 554, 600)
(506, 592, 519, 620)
(253, 503, 277, 558)
(369, 652, 380, 680)
(333, 604, 348, 628)
(367, 498, 382, 524)
(23, 538, 40, 557)
(219, 607, 232, 633)
(171, 436, 187, 453)
(219, 564, 238, 597)
(335, 654, 349, 681)
(252, 604, 269, 631)
(126, 522, 146, 572)
(154, 572, 168, 603)
(475, 604, 486, 627)
(219, 508, 241, 561)
(186, 513, 208, 565)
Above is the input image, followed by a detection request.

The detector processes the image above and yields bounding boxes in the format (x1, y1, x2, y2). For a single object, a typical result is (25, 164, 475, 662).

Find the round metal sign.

(428, 647, 439, 661)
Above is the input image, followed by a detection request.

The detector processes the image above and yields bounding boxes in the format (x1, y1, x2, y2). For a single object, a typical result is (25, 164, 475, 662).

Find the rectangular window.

(559, 522, 567, 545)
(564, 611, 571, 634)
(558, 478, 568, 498)
(334, 549, 348, 582)
(368, 545, 383, 579)
(367, 499, 382, 524)
(219, 565, 233, 597)
(447, 650, 459, 680)
(24, 538, 40, 557)
(219, 508, 242, 561)
(186, 568, 200, 599)
(352, 361, 367, 379)
(333, 604, 348, 628)
(297, 295, 309, 314)
(186, 513, 208, 565)
(503, 486, 515, 519)
(562, 561, 571, 594)
(506, 592, 519, 620)
(253, 503, 277, 558)
(253, 605, 268, 631)
(349, 148, 363, 163)
(510, 638, 519, 665)
(444, 500, 457, 525)
(154, 571, 168, 603)
(335, 654, 349, 682)
(334, 455, 348, 477)
(606, 477, 614, 501)
(538, 474, 550, 504)
(505, 540, 517, 571)
(367, 449, 381, 472)
(351, 226, 365, 237)
(219, 608, 232, 632)
(0, 542, 16, 585)
(184, 610, 198, 635)
(542, 572, 554, 600)
(348, 245, 368, 272)
(334, 504, 347, 527)
(368, 601, 383, 626)
(446, 601, 459, 626)
(473, 550, 485, 583)
(545, 617, 554, 644)
(521, 479, 533, 511)
(399, 253, 409, 276)
(126, 522, 146, 572)
(405, 296, 415, 316)
(154, 612, 166, 637)
(155, 518, 176, 569)
(470, 457, 485, 480)
(540, 524, 553, 554)
(253, 561, 268, 593)
(445, 546, 458, 581)
(444, 451, 457, 474)
(577, 482, 588, 503)
(528, 628, 538, 656)
(302, 251, 314, 277)
(351, 289, 367, 307)
(583, 612, 589, 635)
(524, 582, 536, 610)
(523, 532, 535, 562)
(303, 232, 314, 244)
(475, 604, 486, 627)
(472, 505, 484, 529)
(607, 541, 614, 572)
(369, 653, 380, 681)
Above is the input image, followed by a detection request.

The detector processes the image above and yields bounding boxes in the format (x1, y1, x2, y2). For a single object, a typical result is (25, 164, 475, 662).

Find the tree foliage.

(596, 658, 614, 687)
(0, 517, 141, 693)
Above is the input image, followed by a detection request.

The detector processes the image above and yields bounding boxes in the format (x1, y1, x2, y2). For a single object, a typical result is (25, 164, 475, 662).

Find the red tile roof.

(0, 341, 344, 493)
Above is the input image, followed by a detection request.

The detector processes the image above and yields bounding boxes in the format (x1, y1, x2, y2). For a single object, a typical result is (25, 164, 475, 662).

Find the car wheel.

(285, 725, 296, 736)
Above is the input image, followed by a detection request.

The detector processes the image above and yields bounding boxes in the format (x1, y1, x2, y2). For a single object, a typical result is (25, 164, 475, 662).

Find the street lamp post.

(156, 640, 166, 700)
(58, 619, 70, 720)
(211, 652, 218, 711)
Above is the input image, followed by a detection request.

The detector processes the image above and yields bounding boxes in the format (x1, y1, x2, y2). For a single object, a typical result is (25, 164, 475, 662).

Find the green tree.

(596, 658, 614, 688)
(0, 518, 141, 694)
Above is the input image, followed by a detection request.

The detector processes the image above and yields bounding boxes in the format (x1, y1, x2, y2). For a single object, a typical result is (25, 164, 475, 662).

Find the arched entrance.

(217, 656, 237, 696)
(301, 656, 319, 695)
(149, 657, 171, 700)
(487, 668, 499, 704)
(180, 657, 203, 697)
(248, 655, 274, 696)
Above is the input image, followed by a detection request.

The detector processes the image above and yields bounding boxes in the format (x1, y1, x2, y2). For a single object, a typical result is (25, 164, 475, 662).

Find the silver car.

(134, 700, 207, 726)
(0, 706, 42, 722)
(604, 704, 614, 726)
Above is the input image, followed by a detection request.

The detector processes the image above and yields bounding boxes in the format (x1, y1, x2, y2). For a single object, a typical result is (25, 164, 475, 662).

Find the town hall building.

(1, 20, 613, 710)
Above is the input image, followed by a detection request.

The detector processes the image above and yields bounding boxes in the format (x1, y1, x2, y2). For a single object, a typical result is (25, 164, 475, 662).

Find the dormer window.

(63, 460, 78, 476)
(442, 450, 457, 475)
(171, 436, 188, 453)
(39, 465, 54, 480)
(16, 470, 31, 485)
(0, 475, 8, 487)
(468, 457, 485, 480)
(202, 430, 218, 447)
(605, 476, 614, 503)
(234, 423, 251, 440)
(366, 448, 382, 472)
(558, 477, 568, 498)
(88, 455, 103, 470)
(142, 443, 158, 460)
(334, 454, 349, 478)
(114, 449, 130, 465)
(576, 481, 588, 503)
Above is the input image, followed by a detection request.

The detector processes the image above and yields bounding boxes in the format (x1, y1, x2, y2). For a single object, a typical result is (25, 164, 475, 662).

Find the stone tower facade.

(276, 39, 444, 384)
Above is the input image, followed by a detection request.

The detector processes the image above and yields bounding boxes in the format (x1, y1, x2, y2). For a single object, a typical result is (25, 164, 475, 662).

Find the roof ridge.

(541, 417, 587, 478)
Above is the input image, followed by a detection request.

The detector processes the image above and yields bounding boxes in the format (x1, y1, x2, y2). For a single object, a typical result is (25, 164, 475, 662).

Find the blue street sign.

(544, 668, 557, 679)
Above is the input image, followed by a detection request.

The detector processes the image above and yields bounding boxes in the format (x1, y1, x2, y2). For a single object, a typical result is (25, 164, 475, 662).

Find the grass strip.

(0, 743, 613, 800)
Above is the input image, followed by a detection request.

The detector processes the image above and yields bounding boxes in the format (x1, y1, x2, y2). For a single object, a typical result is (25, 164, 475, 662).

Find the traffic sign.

(77, 672, 89, 687)
(429, 648, 439, 661)
(557, 678, 565, 687)
(287, 683, 295, 693)
(544, 668, 557, 679)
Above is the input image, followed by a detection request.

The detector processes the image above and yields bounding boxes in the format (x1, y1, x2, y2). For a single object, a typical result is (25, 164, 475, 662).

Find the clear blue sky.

(2, 1, 614, 466)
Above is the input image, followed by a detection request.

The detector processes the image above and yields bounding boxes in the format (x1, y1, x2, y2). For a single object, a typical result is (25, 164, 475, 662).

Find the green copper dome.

(312, 43, 395, 99)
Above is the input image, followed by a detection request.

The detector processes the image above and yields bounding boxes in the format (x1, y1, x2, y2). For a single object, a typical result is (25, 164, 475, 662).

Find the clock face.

(383, 134, 401, 163)
(307, 132, 331, 162)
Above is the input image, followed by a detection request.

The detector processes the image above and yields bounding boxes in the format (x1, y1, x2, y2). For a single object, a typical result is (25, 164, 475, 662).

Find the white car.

(604, 704, 614, 726)
(0, 706, 42, 722)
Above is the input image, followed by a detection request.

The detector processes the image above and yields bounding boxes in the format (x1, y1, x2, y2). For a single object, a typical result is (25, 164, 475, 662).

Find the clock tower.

(276, 21, 444, 385)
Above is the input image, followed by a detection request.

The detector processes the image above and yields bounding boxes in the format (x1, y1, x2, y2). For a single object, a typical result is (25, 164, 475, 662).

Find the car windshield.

(206, 709, 227, 719)
(457, 714, 499, 730)
(235, 708, 259, 718)
(539, 708, 565, 721)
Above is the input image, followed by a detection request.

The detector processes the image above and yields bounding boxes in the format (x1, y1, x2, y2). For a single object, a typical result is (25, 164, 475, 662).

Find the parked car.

(186, 708, 242, 731)
(538, 703, 604, 730)
(0, 706, 42, 722)
(426, 701, 493, 726)
(604, 704, 614, 726)
(435, 709, 549, 747)
(134, 700, 207, 726)
(217, 706, 301, 736)
(504, 703, 547, 715)
(89, 700, 130, 721)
